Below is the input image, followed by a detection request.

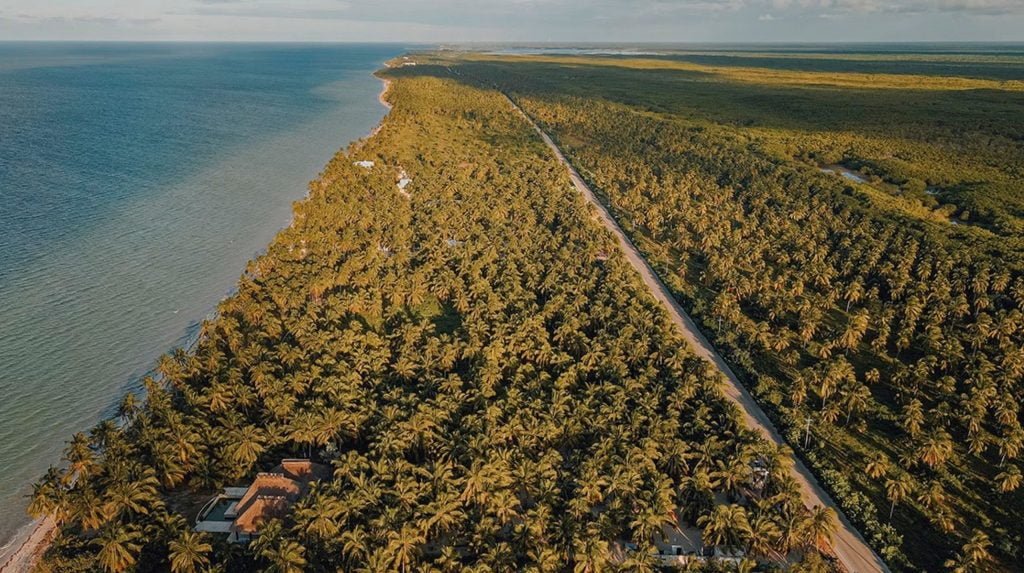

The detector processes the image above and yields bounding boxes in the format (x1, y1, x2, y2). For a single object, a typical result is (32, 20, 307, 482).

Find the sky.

(0, 0, 1022, 43)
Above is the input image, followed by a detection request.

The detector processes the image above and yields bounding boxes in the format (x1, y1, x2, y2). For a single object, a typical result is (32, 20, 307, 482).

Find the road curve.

(503, 94, 890, 573)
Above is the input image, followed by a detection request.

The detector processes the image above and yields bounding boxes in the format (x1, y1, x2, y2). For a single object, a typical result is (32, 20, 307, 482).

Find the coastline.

(366, 76, 392, 141)
(378, 77, 393, 111)
(0, 518, 54, 573)
(0, 66, 396, 573)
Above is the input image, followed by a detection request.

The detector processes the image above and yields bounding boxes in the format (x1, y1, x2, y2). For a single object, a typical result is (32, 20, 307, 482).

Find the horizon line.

(2, 39, 1023, 45)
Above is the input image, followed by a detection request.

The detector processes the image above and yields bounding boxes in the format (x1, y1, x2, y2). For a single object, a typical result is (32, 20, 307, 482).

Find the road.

(503, 94, 890, 573)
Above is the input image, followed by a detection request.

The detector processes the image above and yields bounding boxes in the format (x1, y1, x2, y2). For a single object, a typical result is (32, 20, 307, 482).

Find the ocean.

(0, 42, 401, 556)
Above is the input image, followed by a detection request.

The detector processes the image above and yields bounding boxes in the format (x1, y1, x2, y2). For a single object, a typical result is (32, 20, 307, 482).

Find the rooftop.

(195, 459, 329, 541)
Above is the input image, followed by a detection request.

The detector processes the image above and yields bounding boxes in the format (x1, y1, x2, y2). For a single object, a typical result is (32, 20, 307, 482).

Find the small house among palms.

(611, 508, 749, 567)
(195, 459, 329, 543)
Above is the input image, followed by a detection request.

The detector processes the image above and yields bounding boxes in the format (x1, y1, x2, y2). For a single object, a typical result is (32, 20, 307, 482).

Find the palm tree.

(864, 454, 890, 480)
(945, 530, 992, 572)
(169, 530, 212, 573)
(714, 458, 751, 500)
(944, 553, 973, 573)
(74, 489, 110, 531)
(916, 480, 946, 511)
(571, 534, 610, 573)
(90, 419, 121, 450)
(425, 494, 465, 538)
(998, 429, 1024, 466)
(630, 504, 675, 546)
(962, 530, 992, 564)
(117, 392, 139, 424)
(295, 492, 342, 540)
(737, 558, 758, 573)
(917, 428, 954, 469)
(843, 279, 864, 312)
(261, 539, 307, 573)
(64, 432, 99, 482)
(967, 431, 988, 457)
(320, 408, 358, 451)
(460, 460, 493, 505)
(103, 471, 161, 519)
(340, 526, 370, 567)
(839, 309, 869, 353)
(800, 506, 837, 553)
(287, 412, 320, 458)
(489, 488, 521, 526)
(227, 425, 266, 469)
(92, 526, 141, 573)
(386, 523, 425, 573)
(28, 467, 69, 523)
(698, 504, 752, 550)
(167, 424, 201, 465)
(678, 469, 715, 522)
(747, 513, 782, 561)
(996, 464, 1022, 493)
(901, 399, 924, 438)
(885, 475, 913, 521)
(843, 383, 872, 424)
(153, 442, 189, 488)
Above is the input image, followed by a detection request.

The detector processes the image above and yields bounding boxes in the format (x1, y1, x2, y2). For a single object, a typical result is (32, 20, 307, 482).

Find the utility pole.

(804, 416, 812, 449)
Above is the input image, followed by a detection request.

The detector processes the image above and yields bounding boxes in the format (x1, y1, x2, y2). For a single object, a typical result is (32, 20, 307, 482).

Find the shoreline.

(378, 77, 393, 111)
(366, 76, 392, 141)
(0, 66, 396, 573)
(0, 517, 54, 573)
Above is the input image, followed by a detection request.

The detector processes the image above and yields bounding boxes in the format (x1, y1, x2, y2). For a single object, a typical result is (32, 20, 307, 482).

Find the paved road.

(503, 94, 890, 573)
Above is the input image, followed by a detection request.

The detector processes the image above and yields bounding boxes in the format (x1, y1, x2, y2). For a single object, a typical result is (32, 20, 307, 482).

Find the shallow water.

(0, 42, 401, 554)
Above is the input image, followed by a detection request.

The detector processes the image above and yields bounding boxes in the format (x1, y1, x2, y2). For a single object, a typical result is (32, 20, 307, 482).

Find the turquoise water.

(0, 42, 400, 553)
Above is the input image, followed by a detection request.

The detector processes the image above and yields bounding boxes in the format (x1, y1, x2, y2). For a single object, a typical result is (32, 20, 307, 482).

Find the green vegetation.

(442, 50, 1024, 571)
(655, 50, 1024, 81)
(462, 52, 1024, 235)
(31, 66, 838, 572)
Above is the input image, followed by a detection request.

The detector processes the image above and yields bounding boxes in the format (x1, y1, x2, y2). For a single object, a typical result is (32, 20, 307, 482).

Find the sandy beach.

(378, 77, 393, 110)
(0, 517, 54, 573)
(367, 76, 393, 140)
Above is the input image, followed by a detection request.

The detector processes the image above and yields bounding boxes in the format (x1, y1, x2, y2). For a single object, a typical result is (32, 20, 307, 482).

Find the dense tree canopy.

(446, 51, 1024, 571)
(33, 64, 832, 572)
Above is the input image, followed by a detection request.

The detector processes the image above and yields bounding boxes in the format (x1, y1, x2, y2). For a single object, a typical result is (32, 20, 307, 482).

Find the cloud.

(180, 0, 750, 25)
(181, 0, 1024, 25)
(188, 2, 352, 21)
(6, 13, 159, 26)
(2, 0, 1022, 41)
(768, 0, 1024, 15)
(895, 0, 1024, 15)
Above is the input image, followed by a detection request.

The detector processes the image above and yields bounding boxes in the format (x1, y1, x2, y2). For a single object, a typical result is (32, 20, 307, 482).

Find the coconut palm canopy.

(31, 60, 829, 572)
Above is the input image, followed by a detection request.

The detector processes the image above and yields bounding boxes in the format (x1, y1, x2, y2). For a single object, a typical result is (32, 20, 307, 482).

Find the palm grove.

(28, 66, 842, 572)
(448, 51, 1024, 571)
